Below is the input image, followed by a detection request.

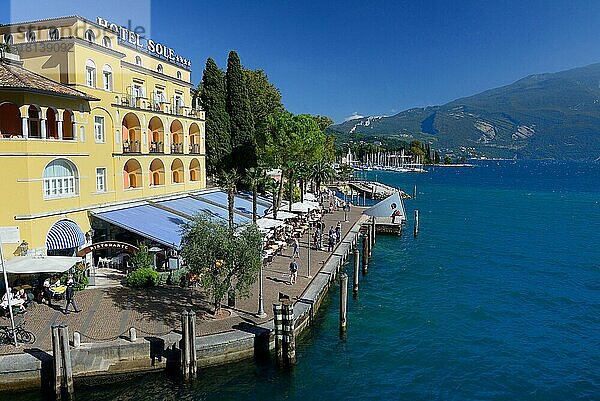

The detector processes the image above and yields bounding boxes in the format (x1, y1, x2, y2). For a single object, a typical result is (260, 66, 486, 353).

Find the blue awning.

(197, 190, 269, 217)
(158, 196, 251, 226)
(92, 205, 189, 249)
(46, 220, 86, 251)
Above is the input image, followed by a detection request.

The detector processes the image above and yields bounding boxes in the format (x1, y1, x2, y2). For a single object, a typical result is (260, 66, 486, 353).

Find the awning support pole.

(0, 238, 18, 347)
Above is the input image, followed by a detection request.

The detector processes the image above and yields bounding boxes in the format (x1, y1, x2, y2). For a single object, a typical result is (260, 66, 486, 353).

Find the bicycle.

(0, 319, 35, 345)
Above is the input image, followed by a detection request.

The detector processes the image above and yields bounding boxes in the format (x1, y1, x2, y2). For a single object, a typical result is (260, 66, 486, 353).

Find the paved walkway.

(0, 206, 365, 355)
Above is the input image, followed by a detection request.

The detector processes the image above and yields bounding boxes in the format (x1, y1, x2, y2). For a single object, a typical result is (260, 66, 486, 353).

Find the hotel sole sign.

(97, 17, 191, 69)
(76, 241, 139, 257)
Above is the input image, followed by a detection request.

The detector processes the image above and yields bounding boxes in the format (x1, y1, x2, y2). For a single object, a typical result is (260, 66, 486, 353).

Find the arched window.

(171, 159, 184, 183)
(123, 159, 142, 189)
(62, 110, 74, 140)
(3, 34, 13, 45)
(46, 108, 59, 139)
(150, 159, 165, 186)
(28, 105, 41, 138)
(48, 28, 60, 40)
(157, 64, 163, 73)
(0, 102, 21, 137)
(189, 158, 200, 182)
(176, 71, 182, 80)
(84, 29, 95, 43)
(135, 56, 142, 66)
(102, 36, 112, 48)
(85, 59, 96, 88)
(102, 64, 113, 91)
(25, 30, 36, 42)
(43, 159, 79, 198)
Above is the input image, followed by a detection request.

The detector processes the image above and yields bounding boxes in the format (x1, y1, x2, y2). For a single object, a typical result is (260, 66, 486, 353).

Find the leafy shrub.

(60, 262, 89, 291)
(125, 267, 160, 288)
(130, 243, 154, 270)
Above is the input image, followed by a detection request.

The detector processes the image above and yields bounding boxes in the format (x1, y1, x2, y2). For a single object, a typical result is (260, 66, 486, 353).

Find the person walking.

(42, 277, 53, 306)
(335, 223, 341, 244)
(289, 258, 298, 285)
(63, 274, 80, 314)
(328, 234, 335, 252)
(293, 238, 300, 258)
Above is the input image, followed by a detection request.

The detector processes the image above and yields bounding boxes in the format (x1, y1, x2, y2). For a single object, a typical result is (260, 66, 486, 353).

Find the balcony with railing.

(171, 142, 184, 154)
(150, 141, 164, 153)
(189, 143, 201, 154)
(123, 140, 141, 153)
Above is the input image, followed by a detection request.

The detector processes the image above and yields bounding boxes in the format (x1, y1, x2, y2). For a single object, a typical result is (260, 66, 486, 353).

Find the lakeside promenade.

(0, 205, 366, 390)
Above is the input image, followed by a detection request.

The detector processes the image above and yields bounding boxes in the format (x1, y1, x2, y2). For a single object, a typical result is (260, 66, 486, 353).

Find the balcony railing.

(171, 143, 184, 154)
(123, 140, 141, 153)
(150, 141, 164, 153)
(189, 143, 200, 154)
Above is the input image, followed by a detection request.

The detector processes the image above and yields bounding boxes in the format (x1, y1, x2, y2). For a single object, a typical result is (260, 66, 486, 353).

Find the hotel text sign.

(97, 17, 191, 69)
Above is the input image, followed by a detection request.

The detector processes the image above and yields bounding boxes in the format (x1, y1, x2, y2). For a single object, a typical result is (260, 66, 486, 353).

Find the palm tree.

(217, 170, 239, 232)
(245, 167, 264, 223)
(311, 160, 335, 193)
(264, 178, 279, 218)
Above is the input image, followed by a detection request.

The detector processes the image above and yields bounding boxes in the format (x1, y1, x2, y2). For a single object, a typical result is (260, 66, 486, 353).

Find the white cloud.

(344, 112, 364, 122)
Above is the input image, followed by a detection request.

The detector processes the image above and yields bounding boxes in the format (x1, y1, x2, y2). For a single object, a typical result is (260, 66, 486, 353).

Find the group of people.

(311, 221, 343, 252)
(40, 274, 80, 314)
(0, 287, 31, 314)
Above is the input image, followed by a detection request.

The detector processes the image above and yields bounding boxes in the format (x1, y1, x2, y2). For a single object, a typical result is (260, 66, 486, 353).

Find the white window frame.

(84, 29, 95, 43)
(4, 34, 13, 45)
(94, 116, 105, 143)
(176, 71, 182, 80)
(102, 65, 113, 91)
(25, 30, 36, 42)
(48, 28, 60, 40)
(96, 167, 107, 193)
(43, 159, 79, 199)
(157, 64, 163, 73)
(102, 36, 112, 48)
(85, 59, 96, 88)
(135, 56, 142, 66)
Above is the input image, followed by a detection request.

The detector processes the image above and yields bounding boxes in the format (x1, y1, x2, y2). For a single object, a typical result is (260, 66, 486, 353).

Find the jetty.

(364, 191, 406, 235)
(346, 180, 408, 201)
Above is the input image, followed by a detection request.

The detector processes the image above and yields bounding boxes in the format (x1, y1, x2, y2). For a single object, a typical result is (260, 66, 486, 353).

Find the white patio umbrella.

(291, 201, 320, 213)
(264, 210, 297, 220)
(304, 193, 317, 201)
(256, 218, 285, 231)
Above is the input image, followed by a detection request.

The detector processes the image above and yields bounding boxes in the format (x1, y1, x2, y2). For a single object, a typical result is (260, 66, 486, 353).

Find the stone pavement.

(0, 206, 365, 355)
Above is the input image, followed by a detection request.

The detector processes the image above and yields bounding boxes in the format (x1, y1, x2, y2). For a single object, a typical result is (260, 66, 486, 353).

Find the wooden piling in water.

(282, 301, 296, 365)
(353, 248, 360, 295)
(413, 184, 417, 199)
(273, 304, 284, 364)
(363, 192, 366, 206)
(52, 325, 62, 401)
(59, 326, 74, 401)
(371, 217, 376, 245)
(189, 311, 197, 379)
(414, 209, 419, 237)
(181, 311, 190, 380)
(340, 273, 348, 335)
(362, 234, 369, 274)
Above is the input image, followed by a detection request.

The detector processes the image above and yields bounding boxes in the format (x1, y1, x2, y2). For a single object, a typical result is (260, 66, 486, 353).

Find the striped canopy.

(46, 220, 86, 251)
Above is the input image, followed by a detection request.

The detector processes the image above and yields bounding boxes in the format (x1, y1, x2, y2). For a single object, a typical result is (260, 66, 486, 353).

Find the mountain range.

(328, 63, 600, 160)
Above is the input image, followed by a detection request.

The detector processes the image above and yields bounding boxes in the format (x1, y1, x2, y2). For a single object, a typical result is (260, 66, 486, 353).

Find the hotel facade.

(0, 16, 206, 264)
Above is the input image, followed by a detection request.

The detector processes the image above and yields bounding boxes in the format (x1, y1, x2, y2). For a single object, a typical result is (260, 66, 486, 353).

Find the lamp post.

(0, 237, 18, 347)
(306, 226, 312, 278)
(257, 240, 267, 318)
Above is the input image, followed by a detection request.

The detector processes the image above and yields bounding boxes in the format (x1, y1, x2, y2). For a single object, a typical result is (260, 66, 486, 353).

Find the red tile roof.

(0, 58, 96, 100)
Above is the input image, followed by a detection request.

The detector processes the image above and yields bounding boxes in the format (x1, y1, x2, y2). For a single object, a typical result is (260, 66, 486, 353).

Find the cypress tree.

(200, 58, 231, 175)
(226, 51, 256, 173)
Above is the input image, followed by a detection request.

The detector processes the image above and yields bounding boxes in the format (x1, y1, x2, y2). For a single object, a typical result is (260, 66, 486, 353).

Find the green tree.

(244, 68, 284, 149)
(216, 170, 240, 231)
(244, 167, 265, 223)
(444, 155, 453, 164)
(180, 214, 262, 314)
(310, 159, 335, 192)
(226, 51, 256, 173)
(130, 243, 154, 270)
(200, 58, 231, 175)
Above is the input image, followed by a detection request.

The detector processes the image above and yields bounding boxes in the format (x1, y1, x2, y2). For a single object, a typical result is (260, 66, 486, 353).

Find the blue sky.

(2, 0, 600, 122)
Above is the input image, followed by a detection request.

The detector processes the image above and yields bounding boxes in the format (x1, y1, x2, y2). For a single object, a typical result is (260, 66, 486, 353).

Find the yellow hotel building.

(0, 16, 206, 264)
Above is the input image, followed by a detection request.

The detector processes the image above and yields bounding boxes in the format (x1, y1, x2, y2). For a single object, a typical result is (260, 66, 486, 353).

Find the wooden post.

(413, 184, 417, 199)
(362, 234, 369, 274)
(73, 332, 81, 348)
(363, 192, 366, 206)
(181, 310, 190, 380)
(273, 304, 284, 365)
(353, 248, 359, 295)
(414, 209, 419, 237)
(52, 325, 62, 401)
(340, 273, 348, 335)
(59, 326, 74, 401)
(189, 311, 197, 379)
(368, 224, 373, 257)
(282, 301, 296, 365)
(371, 217, 376, 245)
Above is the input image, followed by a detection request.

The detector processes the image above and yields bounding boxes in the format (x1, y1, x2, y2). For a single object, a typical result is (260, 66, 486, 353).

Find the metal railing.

(171, 142, 184, 154)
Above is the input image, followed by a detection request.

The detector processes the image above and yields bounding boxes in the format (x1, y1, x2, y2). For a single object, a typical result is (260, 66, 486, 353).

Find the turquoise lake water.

(14, 161, 600, 400)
